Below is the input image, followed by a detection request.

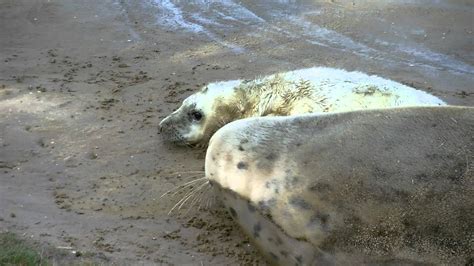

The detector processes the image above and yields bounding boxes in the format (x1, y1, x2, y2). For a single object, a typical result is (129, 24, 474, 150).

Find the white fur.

(161, 67, 446, 145)
(290, 67, 444, 103)
(195, 67, 445, 113)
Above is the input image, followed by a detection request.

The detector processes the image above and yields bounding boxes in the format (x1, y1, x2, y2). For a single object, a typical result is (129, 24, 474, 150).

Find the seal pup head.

(159, 80, 243, 147)
(159, 74, 323, 147)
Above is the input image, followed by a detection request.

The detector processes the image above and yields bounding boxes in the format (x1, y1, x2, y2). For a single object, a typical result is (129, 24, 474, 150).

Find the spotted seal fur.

(205, 106, 473, 265)
(159, 67, 445, 147)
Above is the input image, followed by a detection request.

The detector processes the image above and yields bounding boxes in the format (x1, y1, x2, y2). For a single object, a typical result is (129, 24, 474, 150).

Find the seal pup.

(159, 67, 446, 147)
(205, 106, 473, 265)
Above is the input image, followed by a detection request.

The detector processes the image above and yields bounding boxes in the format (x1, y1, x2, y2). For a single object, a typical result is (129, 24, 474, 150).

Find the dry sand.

(0, 0, 472, 264)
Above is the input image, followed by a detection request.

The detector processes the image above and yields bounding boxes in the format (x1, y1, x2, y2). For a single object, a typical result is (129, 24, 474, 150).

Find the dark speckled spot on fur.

(253, 223, 262, 238)
(237, 161, 248, 170)
(269, 252, 279, 261)
(265, 180, 280, 194)
(308, 212, 330, 231)
(264, 212, 273, 221)
(289, 196, 312, 210)
(258, 199, 276, 220)
(266, 187, 279, 194)
(284, 175, 300, 189)
(265, 153, 278, 161)
(229, 207, 237, 218)
(238, 145, 244, 151)
(258, 199, 277, 209)
(256, 159, 275, 172)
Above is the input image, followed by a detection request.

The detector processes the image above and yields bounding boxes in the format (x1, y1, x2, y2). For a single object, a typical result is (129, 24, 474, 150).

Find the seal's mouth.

(160, 127, 188, 144)
(159, 114, 208, 148)
(159, 126, 205, 149)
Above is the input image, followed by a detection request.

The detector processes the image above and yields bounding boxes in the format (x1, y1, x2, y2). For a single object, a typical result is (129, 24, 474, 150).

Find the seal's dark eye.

(191, 111, 203, 121)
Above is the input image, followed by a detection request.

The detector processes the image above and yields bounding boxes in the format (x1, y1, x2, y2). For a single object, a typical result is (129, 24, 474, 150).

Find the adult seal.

(205, 106, 473, 265)
(159, 67, 445, 147)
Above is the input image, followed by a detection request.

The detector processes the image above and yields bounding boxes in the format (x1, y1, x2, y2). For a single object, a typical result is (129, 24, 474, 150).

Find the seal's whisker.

(170, 170, 205, 175)
(172, 180, 207, 207)
(165, 172, 206, 182)
(174, 173, 208, 183)
(168, 191, 195, 215)
(183, 188, 208, 215)
(170, 178, 207, 198)
(173, 193, 194, 214)
(195, 188, 209, 211)
(168, 181, 208, 215)
(160, 176, 204, 198)
(192, 184, 211, 205)
(196, 189, 208, 211)
(160, 177, 206, 198)
(178, 181, 209, 211)
(178, 182, 208, 211)
(207, 198, 211, 209)
(200, 198, 207, 210)
(172, 175, 205, 186)
(209, 195, 216, 209)
(205, 197, 213, 210)
(171, 131, 196, 148)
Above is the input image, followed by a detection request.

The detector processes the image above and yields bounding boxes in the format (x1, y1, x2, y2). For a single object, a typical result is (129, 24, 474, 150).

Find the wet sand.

(0, 0, 472, 264)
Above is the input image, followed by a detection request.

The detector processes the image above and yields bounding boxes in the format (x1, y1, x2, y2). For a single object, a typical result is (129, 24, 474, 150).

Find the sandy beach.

(0, 0, 472, 264)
